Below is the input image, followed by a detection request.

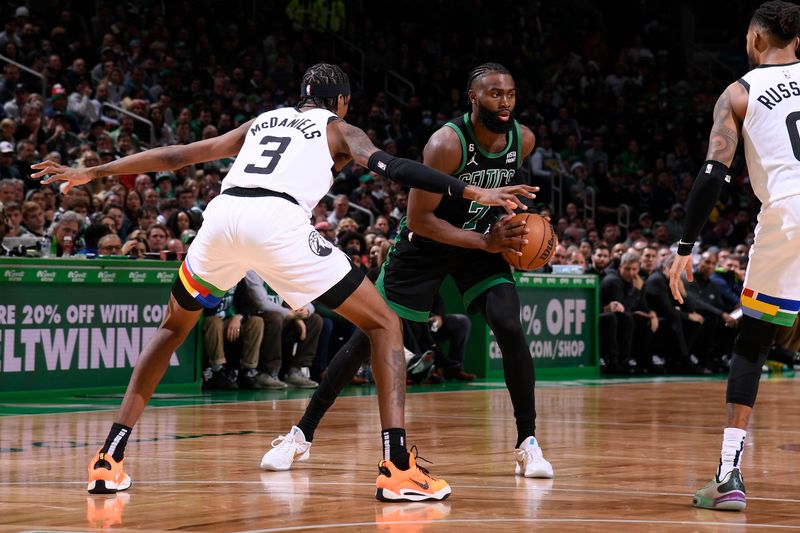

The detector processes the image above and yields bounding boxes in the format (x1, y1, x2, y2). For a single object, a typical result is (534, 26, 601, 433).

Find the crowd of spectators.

(0, 1, 789, 381)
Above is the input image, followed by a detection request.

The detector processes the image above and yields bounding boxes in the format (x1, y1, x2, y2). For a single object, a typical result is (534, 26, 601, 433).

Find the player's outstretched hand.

(669, 254, 693, 304)
(484, 215, 529, 255)
(30, 160, 97, 193)
(472, 185, 538, 214)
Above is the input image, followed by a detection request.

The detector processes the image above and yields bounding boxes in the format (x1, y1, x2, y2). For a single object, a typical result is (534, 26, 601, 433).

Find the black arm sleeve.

(678, 160, 730, 255)
(367, 150, 467, 198)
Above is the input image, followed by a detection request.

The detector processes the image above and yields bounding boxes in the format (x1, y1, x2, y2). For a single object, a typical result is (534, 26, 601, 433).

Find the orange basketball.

(501, 213, 558, 271)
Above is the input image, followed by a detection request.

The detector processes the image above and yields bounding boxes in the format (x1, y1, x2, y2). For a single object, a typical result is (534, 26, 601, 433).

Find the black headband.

(300, 82, 351, 98)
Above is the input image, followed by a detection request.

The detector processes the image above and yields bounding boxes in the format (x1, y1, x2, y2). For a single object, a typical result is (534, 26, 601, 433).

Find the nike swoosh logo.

(410, 478, 429, 490)
(293, 450, 306, 459)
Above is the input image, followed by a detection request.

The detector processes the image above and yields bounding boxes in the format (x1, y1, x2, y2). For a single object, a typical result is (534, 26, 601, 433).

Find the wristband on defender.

(676, 240, 695, 256)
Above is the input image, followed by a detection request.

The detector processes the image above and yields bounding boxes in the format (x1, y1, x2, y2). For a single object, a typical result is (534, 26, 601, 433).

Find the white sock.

(718, 427, 746, 480)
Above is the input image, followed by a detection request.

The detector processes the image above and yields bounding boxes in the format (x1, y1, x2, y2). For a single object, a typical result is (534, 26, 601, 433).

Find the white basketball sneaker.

(514, 436, 554, 478)
(260, 426, 311, 471)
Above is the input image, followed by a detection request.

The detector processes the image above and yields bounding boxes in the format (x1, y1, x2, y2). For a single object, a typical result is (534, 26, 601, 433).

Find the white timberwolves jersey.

(223, 107, 336, 216)
(740, 62, 800, 206)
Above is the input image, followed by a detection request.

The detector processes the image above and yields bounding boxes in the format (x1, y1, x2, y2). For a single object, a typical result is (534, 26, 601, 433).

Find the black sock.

(515, 432, 534, 449)
(101, 423, 132, 462)
(382, 428, 409, 470)
(296, 419, 316, 442)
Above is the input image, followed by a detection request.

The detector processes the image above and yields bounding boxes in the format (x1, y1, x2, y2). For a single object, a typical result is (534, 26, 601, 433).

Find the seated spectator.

(145, 223, 168, 253)
(103, 203, 129, 240)
(427, 294, 475, 381)
(49, 210, 83, 256)
(336, 217, 359, 239)
(586, 243, 610, 279)
(684, 251, 738, 370)
(711, 254, 744, 311)
(137, 205, 158, 232)
(79, 222, 112, 254)
(0, 141, 21, 180)
(2, 201, 27, 236)
(242, 271, 322, 389)
(97, 233, 123, 256)
(599, 251, 658, 373)
(163, 238, 184, 259)
(202, 282, 265, 390)
(167, 209, 199, 241)
(639, 245, 658, 280)
(645, 254, 711, 374)
(20, 200, 46, 236)
(566, 249, 586, 269)
(314, 220, 336, 244)
(327, 194, 351, 227)
(155, 172, 174, 198)
(121, 236, 147, 257)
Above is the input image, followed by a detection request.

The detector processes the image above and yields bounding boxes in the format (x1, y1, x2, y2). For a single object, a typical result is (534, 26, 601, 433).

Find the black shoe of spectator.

(443, 367, 476, 381)
(407, 350, 435, 383)
(707, 357, 730, 373)
(672, 360, 712, 375)
(237, 369, 263, 390)
(427, 368, 444, 384)
(203, 367, 238, 390)
(618, 358, 638, 375)
(647, 355, 667, 374)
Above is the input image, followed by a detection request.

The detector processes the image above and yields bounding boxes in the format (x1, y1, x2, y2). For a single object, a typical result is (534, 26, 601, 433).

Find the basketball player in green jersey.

(262, 63, 554, 481)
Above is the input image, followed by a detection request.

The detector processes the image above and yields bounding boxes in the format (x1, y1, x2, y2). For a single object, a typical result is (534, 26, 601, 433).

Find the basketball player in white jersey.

(32, 63, 536, 501)
(670, 1, 800, 510)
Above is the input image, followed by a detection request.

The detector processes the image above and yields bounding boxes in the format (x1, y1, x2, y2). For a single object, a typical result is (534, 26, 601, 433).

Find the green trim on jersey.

(462, 272, 515, 310)
(463, 113, 514, 159)
(374, 216, 429, 322)
(514, 121, 523, 169)
(444, 121, 469, 174)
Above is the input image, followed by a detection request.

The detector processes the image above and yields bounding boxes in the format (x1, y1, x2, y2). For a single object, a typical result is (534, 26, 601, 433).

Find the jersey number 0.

(244, 136, 292, 174)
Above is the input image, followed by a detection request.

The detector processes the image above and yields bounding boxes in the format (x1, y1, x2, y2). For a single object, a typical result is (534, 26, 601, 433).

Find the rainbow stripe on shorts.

(740, 288, 800, 327)
(177, 258, 225, 308)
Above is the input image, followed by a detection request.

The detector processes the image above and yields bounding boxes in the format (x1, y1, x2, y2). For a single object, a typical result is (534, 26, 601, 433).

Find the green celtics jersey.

(434, 113, 523, 232)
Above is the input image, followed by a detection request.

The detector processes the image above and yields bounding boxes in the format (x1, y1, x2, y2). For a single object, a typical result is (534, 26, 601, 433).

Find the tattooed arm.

(669, 82, 748, 302)
(706, 82, 747, 164)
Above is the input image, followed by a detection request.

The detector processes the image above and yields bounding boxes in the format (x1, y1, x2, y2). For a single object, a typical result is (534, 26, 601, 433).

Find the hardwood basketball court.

(2, 377, 800, 531)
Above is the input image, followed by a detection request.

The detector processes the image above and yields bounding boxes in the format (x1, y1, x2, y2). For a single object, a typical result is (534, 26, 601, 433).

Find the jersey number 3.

(244, 136, 292, 174)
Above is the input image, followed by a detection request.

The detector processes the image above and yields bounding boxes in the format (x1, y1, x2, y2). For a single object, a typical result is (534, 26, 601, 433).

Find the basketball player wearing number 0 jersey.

(32, 63, 537, 501)
(669, 1, 800, 511)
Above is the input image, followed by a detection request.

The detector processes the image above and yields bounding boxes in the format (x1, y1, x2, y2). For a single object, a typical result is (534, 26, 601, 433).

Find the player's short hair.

(297, 63, 350, 112)
(752, 0, 800, 44)
(466, 62, 511, 91)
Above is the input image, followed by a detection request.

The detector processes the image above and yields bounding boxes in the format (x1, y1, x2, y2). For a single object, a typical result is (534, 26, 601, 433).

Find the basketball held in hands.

(501, 213, 557, 271)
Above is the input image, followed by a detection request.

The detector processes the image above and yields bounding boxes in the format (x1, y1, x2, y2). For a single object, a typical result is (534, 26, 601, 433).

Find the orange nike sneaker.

(375, 448, 451, 502)
(87, 450, 131, 494)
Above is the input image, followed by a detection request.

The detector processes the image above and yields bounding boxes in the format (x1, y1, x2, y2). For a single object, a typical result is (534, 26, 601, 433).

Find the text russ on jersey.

(250, 115, 322, 139)
(756, 81, 800, 110)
